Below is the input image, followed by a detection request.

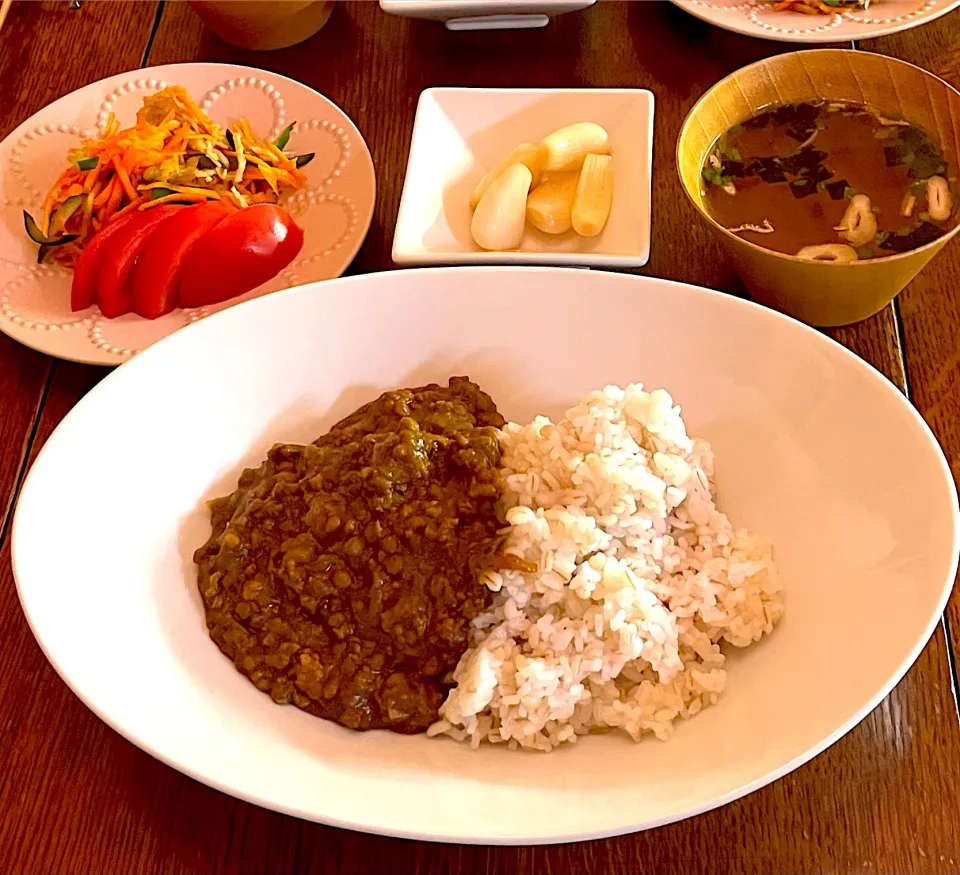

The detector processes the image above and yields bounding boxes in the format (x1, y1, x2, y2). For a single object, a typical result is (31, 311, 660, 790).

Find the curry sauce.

(195, 377, 505, 732)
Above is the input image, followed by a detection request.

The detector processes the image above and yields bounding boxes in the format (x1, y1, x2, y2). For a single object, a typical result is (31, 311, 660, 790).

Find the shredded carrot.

(163, 128, 185, 155)
(142, 184, 224, 199)
(238, 118, 256, 143)
(112, 195, 151, 219)
(264, 141, 292, 165)
(93, 177, 117, 209)
(80, 192, 94, 238)
(773, 0, 868, 12)
(30, 84, 309, 266)
(111, 157, 138, 202)
(171, 90, 219, 136)
(104, 180, 125, 217)
(87, 179, 104, 207)
(141, 192, 213, 208)
(82, 162, 102, 193)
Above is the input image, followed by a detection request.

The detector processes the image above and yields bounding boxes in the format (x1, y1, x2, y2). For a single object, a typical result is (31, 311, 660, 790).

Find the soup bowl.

(677, 49, 960, 327)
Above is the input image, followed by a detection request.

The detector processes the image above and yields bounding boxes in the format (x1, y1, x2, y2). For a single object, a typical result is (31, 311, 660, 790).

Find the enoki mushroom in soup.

(701, 101, 958, 261)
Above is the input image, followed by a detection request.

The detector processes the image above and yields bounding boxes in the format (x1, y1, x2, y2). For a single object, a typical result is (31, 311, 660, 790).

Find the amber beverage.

(188, 0, 334, 51)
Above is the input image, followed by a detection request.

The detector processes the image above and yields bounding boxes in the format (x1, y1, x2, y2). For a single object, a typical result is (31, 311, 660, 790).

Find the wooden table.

(1, 2, 958, 872)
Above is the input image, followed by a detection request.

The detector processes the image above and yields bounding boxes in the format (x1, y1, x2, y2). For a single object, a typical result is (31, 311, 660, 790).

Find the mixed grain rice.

(428, 384, 784, 751)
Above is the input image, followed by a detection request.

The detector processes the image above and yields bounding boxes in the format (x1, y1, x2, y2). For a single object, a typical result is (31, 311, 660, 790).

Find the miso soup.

(702, 101, 958, 261)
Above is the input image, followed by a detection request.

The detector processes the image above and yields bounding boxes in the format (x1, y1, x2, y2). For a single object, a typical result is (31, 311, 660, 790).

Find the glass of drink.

(188, 0, 335, 51)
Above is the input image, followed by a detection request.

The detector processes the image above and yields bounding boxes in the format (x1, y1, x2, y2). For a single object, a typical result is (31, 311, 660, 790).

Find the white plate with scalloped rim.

(671, 0, 960, 42)
(11, 267, 960, 843)
(0, 63, 375, 365)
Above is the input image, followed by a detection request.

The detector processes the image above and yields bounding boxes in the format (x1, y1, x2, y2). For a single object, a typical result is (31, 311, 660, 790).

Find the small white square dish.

(379, 0, 596, 31)
(392, 87, 654, 268)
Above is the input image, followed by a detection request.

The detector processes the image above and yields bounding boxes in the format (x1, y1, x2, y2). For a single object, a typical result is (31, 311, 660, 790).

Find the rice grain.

(430, 384, 784, 751)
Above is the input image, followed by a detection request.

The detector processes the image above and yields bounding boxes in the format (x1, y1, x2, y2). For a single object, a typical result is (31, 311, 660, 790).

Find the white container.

(393, 87, 654, 268)
(379, 0, 596, 30)
(14, 267, 959, 843)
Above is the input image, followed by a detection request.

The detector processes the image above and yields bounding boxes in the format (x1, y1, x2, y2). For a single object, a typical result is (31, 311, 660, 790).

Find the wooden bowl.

(677, 49, 960, 327)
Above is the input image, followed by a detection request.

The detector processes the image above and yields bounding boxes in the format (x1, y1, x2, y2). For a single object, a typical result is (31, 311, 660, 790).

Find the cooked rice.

(428, 384, 784, 751)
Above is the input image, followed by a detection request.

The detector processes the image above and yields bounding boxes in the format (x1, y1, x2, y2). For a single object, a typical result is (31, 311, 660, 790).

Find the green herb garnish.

(857, 246, 874, 259)
(23, 210, 78, 254)
(149, 187, 178, 200)
(76, 156, 99, 171)
(274, 121, 296, 151)
(54, 194, 87, 232)
(702, 166, 723, 187)
(24, 211, 58, 244)
(717, 139, 742, 163)
(295, 152, 315, 169)
(908, 152, 947, 180)
(843, 186, 856, 200)
(702, 165, 735, 188)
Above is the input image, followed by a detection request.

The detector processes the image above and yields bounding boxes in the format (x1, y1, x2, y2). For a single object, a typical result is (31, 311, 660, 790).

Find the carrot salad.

(771, 0, 872, 14)
(29, 85, 312, 266)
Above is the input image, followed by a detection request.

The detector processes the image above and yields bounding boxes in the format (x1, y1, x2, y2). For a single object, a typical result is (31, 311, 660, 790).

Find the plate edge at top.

(669, 0, 960, 43)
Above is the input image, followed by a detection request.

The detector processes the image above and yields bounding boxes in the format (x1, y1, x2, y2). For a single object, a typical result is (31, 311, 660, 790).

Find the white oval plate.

(12, 267, 958, 844)
(0, 62, 375, 365)
(671, 0, 960, 42)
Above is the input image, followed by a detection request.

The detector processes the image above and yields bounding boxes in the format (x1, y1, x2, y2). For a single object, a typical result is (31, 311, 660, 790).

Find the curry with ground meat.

(194, 377, 505, 733)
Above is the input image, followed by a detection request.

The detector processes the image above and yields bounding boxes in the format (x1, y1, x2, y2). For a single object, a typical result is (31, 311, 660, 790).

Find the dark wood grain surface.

(0, 0, 160, 539)
(868, 12, 960, 667)
(0, 2, 958, 872)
